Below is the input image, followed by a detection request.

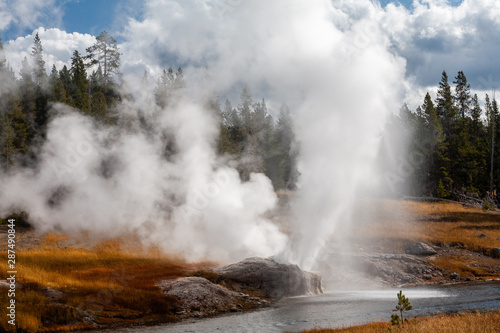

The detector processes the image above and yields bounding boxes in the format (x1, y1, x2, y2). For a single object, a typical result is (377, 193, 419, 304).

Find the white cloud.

(4, 27, 95, 76)
(380, 0, 500, 92)
(0, 0, 64, 34)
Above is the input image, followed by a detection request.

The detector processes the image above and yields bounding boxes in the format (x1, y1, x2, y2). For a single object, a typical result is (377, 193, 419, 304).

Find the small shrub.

(390, 290, 412, 328)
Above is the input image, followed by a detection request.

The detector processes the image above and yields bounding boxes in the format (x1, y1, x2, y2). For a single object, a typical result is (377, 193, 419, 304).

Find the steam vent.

(215, 257, 323, 299)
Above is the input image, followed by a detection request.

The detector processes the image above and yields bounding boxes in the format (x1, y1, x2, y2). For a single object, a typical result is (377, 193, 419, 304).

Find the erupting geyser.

(0, 0, 405, 272)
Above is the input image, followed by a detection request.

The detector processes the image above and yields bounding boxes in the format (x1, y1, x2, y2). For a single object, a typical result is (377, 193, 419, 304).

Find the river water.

(95, 282, 500, 333)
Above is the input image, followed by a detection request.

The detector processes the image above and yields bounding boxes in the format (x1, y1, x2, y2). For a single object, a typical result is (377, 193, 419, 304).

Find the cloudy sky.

(1, 0, 499, 110)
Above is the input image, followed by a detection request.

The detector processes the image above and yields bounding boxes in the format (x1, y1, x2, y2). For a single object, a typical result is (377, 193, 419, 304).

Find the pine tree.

(31, 32, 47, 88)
(85, 31, 121, 90)
(274, 103, 298, 189)
(238, 85, 253, 132)
(154, 67, 175, 108)
(70, 50, 90, 113)
(485, 94, 496, 194)
(173, 67, 185, 91)
(30, 33, 50, 134)
(218, 99, 244, 155)
(493, 98, 500, 193)
(436, 71, 458, 194)
(49, 65, 66, 103)
(453, 71, 471, 119)
(436, 71, 457, 135)
(90, 91, 108, 120)
(421, 93, 447, 195)
(0, 113, 16, 167)
(18, 57, 36, 145)
(470, 94, 488, 193)
(58, 65, 72, 105)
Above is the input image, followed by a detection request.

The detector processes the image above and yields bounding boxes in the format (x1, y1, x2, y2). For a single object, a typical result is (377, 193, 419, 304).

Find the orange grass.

(0, 236, 212, 332)
(299, 310, 500, 333)
(348, 199, 500, 254)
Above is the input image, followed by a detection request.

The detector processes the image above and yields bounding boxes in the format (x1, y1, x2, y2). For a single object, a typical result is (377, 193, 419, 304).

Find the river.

(93, 282, 500, 333)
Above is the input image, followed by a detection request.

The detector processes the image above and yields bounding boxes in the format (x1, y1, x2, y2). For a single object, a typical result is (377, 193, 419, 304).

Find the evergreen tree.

(421, 93, 447, 195)
(31, 33, 49, 134)
(238, 85, 253, 131)
(90, 91, 108, 120)
(218, 99, 244, 155)
(0, 113, 16, 167)
(85, 31, 121, 90)
(453, 71, 471, 119)
(154, 67, 175, 108)
(173, 67, 185, 91)
(492, 98, 500, 193)
(435, 71, 458, 194)
(18, 57, 36, 143)
(31, 32, 47, 88)
(49, 65, 66, 103)
(70, 50, 90, 112)
(274, 104, 298, 189)
(436, 71, 457, 135)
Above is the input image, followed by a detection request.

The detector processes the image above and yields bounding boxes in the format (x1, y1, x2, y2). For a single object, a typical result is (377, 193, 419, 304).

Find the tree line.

(0, 32, 298, 191)
(384, 70, 499, 201)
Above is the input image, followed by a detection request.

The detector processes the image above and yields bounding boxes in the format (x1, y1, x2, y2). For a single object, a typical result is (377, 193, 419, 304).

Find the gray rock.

(45, 287, 63, 300)
(214, 257, 323, 299)
(492, 248, 500, 259)
(158, 277, 263, 317)
(477, 234, 487, 238)
(451, 272, 459, 280)
(406, 242, 437, 256)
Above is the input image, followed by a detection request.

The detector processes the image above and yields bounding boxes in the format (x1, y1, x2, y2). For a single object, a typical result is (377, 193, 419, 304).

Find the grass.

(1, 199, 499, 331)
(298, 310, 500, 333)
(0, 236, 214, 332)
(302, 199, 500, 333)
(344, 199, 500, 279)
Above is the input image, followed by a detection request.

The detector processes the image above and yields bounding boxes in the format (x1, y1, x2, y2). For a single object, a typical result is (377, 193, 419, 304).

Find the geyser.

(0, 0, 406, 269)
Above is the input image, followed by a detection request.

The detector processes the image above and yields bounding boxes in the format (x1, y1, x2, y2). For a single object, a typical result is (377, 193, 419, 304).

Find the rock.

(477, 234, 487, 238)
(214, 257, 323, 299)
(45, 287, 63, 300)
(450, 272, 459, 280)
(157, 277, 264, 318)
(406, 242, 437, 256)
(491, 248, 500, 259)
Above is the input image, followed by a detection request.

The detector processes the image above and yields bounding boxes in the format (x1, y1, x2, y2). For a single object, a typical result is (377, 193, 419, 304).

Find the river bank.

(0, 199, 499, 332)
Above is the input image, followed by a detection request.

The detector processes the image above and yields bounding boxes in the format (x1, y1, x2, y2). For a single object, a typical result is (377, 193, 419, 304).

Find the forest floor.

(0, 199, 499, 332)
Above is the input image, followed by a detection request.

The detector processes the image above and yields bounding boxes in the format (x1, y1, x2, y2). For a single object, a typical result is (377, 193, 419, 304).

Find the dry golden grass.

(1, 200, 499, 332)
(299, 310, 500, 333)
(348, 199, 500, 263)
(0, 235, 212, 332)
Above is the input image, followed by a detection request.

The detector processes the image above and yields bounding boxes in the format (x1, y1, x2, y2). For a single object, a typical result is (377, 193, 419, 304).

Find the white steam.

(0, 0, 406, 266)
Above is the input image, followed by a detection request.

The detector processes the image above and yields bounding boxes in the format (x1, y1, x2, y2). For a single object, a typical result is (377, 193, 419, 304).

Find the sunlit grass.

(298, 310, 500, 333)
(349, 199, 500, 254)
(0, 235, 210, 332)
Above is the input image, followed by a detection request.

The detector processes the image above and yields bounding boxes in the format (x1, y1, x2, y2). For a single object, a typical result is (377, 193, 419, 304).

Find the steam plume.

(0, 0, 406, 266)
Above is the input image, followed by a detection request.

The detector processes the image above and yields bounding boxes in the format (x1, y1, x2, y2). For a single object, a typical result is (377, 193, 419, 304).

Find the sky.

(1, 0, 499, 111)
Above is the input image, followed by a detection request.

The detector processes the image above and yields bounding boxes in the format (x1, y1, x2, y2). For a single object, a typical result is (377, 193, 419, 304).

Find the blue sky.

(1, 0, 137, 41)
(61, 0, 118, 37)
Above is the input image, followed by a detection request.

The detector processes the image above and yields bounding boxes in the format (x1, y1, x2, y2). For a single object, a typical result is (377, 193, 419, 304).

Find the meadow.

(0, 199, 499, 332)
